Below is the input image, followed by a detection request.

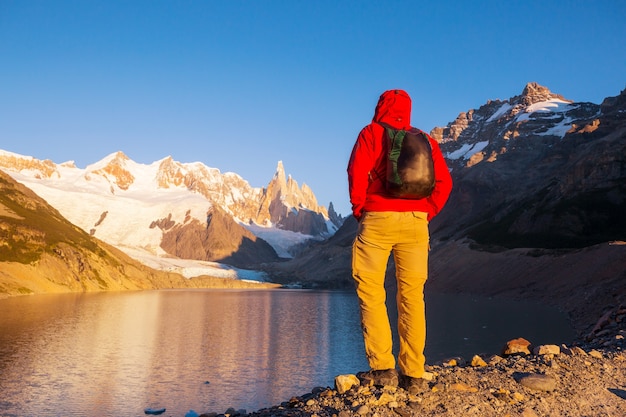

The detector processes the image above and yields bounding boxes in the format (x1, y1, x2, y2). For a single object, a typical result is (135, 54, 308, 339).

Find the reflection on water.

(0, 289, 574, 416)
(0, 290, 366, 416)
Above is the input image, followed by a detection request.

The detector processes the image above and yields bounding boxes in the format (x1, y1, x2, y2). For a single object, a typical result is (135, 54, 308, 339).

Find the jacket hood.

(372, 89, 412, 129)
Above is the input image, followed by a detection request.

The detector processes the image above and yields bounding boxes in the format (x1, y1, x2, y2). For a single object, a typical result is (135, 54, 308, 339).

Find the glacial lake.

(0, 289, 575, 416)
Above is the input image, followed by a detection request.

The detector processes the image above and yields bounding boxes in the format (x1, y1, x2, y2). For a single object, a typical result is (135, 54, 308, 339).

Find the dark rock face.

(158, 206, 279, 269)
(327, 202, 344, 229)
(432, 83, 626, 249)
(268, 197, 330, 236)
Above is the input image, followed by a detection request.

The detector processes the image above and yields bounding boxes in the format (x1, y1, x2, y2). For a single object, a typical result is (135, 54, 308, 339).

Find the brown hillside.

(0, 170, 278, 298)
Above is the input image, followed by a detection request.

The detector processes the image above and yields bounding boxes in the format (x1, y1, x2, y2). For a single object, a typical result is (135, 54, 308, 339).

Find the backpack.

(380, 123, 435, 199)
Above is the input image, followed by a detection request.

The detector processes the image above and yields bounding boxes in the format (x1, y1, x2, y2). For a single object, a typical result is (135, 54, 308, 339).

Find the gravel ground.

(198, 306, 625, 417)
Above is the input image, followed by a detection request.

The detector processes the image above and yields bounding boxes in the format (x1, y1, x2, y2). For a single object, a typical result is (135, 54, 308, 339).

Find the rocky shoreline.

(193, 306, 625, 417)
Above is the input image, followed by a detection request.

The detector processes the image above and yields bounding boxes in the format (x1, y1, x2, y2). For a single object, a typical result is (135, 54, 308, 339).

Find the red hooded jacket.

(347, 89, 453, 221)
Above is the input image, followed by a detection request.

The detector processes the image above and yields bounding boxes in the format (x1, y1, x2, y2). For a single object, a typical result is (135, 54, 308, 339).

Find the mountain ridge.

(431, 82, 626, 248)
(0, 150, 342, 268)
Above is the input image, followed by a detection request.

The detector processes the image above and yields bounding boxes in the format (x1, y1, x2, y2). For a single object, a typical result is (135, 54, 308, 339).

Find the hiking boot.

(356, 368, 399, 387)
(399, 374, 428, 395)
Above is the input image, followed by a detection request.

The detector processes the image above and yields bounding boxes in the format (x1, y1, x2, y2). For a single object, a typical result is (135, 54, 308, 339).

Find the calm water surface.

(0, 289, 574, 416)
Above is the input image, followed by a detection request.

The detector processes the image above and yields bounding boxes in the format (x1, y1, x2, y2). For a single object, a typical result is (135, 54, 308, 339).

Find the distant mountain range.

(0, 151, 342, 268)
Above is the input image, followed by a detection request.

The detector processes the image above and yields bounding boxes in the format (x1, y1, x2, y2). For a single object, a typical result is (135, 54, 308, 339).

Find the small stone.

(518, 374, 557, 392)
(589, 349, 603, 359)
(145, 408, 167, 415)
(471, 354, 487, 367)
(319, 388, 334, 398)
(495, 391, 523, 404)
(356, 405, 369, 415)
(451, 382, 478, 392)
(502, 338, 531, 356)
(393, 406, 413, 417)
(311, 386, 326, 395)
(335, 374, 360, 394)
(571, 346, 588, 356)
(489, 355, 504, 365)
(306, 399, 315, 406)
(421, 371, 434, 381)
(521, 408, 539, 417)
(533, 344, 560, 355)
(444, 358, 458, 367)
(375, 392, 396, 406)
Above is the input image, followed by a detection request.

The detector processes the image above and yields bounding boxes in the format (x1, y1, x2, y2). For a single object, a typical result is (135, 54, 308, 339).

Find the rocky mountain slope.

(157, 203, 279, 268)
(0, 170, 279, 297)
(262, 83, 626, 335)
(0, 151, 342, 268)
(431, 82, 626, 249)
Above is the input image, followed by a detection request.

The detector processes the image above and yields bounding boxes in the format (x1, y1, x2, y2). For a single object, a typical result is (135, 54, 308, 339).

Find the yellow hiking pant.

(352, 211, 429, 378)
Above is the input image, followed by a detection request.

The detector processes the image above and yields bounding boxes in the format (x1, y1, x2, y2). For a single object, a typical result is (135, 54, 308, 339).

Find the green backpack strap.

(386, 127, 406, 186)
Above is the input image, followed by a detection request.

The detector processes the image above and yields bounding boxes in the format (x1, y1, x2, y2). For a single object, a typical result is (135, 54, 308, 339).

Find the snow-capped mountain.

(0, 169, 280, 296)
(431, 82, 602, 170)
(0, 151, 342, 268)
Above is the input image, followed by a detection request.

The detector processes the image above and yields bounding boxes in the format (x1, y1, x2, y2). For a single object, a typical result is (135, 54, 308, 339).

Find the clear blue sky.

(1, 1, 625, 216)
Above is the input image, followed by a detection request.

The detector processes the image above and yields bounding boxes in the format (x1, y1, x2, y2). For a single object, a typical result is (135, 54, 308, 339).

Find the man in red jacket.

(347, 89, 453, 394)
